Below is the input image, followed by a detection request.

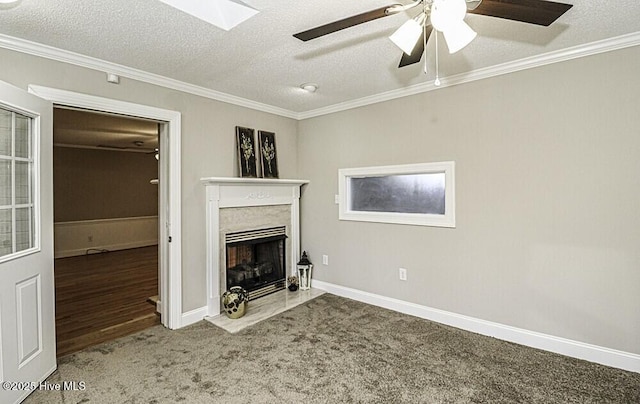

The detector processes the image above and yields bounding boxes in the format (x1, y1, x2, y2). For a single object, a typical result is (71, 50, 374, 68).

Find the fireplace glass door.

(226, 229, 286, 300)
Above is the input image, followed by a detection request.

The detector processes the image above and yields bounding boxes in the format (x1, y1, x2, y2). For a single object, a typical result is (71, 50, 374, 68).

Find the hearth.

(225, 226, 286, 300)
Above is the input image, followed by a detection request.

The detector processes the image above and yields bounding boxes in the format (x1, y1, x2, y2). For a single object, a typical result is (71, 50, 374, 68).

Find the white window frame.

(338, 161, 455, 228)
(0, 103, 40, 264)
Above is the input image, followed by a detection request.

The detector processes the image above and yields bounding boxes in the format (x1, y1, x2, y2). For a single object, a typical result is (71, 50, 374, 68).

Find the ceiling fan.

(293, 0, 573, 70)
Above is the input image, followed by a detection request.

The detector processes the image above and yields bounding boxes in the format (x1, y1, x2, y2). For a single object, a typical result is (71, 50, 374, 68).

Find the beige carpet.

(26, 294, 639, 403)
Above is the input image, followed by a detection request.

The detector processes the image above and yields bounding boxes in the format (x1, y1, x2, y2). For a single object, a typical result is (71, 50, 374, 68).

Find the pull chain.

(423, 23, 428, 75)
(434, 30, 441, 86)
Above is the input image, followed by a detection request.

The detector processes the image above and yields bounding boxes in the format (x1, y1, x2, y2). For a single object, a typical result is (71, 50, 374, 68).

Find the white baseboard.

(312, 280, 640, 373)
(181, 306, 208, 328)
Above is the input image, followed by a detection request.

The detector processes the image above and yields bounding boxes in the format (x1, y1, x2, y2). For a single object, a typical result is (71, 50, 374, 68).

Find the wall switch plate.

(399, 267, 407, 281)
(322, 255, 329, 265)
(334, 194, 339, 204)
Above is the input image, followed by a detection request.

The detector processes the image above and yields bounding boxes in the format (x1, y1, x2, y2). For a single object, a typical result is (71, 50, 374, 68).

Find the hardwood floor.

(54, 246, 160, 357)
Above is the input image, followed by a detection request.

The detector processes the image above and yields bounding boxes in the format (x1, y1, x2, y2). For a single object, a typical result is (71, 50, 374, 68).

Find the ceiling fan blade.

(398, 25, 433, 68)
(468, 0, 573, 26)
(294, 5, 400, 41)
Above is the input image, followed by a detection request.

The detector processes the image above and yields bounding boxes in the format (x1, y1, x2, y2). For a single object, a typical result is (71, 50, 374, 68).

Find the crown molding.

(0, 34, 298, 119)
(297, 32, 640, 120)
(2, 32, 640, 122)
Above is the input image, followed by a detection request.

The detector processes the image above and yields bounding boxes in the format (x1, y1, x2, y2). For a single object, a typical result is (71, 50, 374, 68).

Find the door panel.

(0, 80, 55, 404)
(16, 275, 42, 366)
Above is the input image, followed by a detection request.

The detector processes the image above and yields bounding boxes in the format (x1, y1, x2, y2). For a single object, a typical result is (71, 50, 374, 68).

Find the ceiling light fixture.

(430, 0, 477, 54)
(386, 0, 476, 85)
(300, 83, 318, 93)
(389, 13, 427, 55)
(389, 0, 476, 57)
(158, 0, 258, 31)
(0, 0, 20, 3)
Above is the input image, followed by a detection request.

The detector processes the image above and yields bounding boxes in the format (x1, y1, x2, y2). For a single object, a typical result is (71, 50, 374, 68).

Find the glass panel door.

(0, 106, 35, 260)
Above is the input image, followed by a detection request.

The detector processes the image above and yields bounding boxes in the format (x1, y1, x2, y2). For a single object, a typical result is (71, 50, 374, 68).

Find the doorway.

(29, 85, 183, 335)
(53, 107, 162, 356)
(27, 84, 183, 342)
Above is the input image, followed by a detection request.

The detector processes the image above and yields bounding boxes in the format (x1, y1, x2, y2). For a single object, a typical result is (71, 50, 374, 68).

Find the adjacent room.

(0, 1, 638, 403)
(52, 108, 161, 356)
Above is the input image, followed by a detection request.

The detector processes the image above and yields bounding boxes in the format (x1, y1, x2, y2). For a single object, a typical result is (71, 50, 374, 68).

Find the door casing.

(28, 85, 183, 329)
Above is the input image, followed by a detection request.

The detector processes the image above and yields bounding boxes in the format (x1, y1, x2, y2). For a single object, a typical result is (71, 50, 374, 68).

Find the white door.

(0, 81, 55, 404)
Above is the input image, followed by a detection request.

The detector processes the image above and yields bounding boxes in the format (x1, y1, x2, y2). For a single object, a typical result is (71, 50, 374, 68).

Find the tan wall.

(54, 146, 158, 221)
(0, 47, 298, 312)
(297, 46, 640, 354)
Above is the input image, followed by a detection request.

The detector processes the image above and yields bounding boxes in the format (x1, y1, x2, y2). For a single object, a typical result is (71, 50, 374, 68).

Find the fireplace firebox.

(225, 226, 287, 300)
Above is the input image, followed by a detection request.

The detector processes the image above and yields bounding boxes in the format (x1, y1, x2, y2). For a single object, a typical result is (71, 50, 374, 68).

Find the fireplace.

(225, 226, 286, 300)
(202, 177, 308, 316)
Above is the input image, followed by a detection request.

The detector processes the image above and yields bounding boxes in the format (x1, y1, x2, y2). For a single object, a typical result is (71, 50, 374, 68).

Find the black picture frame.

(236, 126, 257, 177)
(258, 130, 279, 178)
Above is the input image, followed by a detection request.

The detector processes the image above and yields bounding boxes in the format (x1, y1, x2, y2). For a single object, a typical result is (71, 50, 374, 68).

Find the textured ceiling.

(1, 0, 640, 114)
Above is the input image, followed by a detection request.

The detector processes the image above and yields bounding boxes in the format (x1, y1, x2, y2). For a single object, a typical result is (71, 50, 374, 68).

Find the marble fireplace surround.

(201, 177, 308, 317)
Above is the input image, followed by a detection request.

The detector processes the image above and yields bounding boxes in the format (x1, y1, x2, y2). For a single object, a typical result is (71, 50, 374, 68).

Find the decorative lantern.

(296, 251, 313, 291)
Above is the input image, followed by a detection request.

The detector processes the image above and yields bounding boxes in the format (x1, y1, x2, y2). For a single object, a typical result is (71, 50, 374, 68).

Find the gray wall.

(0, 47, 298, 312)
(297, 46, 640, 354)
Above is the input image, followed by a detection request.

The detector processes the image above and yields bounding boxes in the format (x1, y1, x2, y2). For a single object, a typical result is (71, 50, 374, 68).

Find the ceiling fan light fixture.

(389, 13, 427, 56)
(440, 20, 477, 53)
(431, 0, 476, 53)
(431, 0, 466, 30)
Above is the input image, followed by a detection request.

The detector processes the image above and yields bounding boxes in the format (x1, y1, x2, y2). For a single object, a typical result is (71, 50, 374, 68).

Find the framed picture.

(236, 126, 257, 177)
(258, 130, 279, 178)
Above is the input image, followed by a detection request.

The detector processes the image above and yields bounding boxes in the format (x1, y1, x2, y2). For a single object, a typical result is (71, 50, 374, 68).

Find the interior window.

(339, 162, 455, 228)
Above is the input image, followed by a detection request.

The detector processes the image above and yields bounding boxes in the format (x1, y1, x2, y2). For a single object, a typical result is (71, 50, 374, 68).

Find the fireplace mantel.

(201, 177, 309, 186)
(201, 177, 309, 316)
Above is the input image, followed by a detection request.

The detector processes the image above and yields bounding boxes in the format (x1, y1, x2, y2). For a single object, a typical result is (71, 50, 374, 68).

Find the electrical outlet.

(322, 255, 329, 265)
(399, 267, 407, 281)
(88, 235, 93, 243)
